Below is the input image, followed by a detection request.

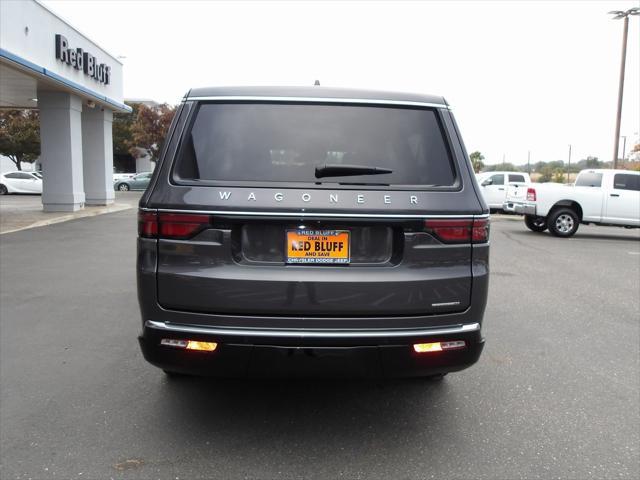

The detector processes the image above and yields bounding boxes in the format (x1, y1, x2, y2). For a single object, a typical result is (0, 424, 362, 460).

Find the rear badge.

(286, 230, 350, 264)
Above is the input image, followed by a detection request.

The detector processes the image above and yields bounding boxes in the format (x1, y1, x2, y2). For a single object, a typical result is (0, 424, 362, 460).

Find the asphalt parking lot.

(1, 206, 638, 479)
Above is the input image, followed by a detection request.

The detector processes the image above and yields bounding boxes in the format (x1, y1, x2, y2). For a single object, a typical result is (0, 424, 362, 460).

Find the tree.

(0, 110, 40, 171)
(112, 102, 140, 156)
(532, 161, 547, 173)
(469, 151, 485, 173)
(538, 165, 554, 182)
(483, 162, 519, 172)
(546, 160, 565, 171)
(129, 103, 176, 163)
(578, 156, 602, 169)
(552, 169, 566, 183)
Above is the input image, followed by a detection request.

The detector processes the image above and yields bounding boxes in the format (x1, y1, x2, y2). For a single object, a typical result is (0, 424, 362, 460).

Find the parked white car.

(113, 173, 136, 182)
(0, 171, 43, 195)
(506, 169, 640, 237)
(476, 171, 531, 211)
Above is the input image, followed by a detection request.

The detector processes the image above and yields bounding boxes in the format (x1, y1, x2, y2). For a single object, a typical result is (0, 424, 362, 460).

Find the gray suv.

(137, 86, 489, 379)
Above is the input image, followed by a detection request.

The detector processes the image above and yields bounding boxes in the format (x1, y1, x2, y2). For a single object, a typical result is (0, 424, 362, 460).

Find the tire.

(547, 208, 579, 237)
(118, 183, 130, 191)
(524, 215, 547, 232)
(0, 184, 8, 195)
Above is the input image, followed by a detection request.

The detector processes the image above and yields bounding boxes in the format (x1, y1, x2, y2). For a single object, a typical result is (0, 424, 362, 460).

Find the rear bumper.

(502, 202, 517, 213)
(138, 320, 484, 378)
(504, 201, 536, 216)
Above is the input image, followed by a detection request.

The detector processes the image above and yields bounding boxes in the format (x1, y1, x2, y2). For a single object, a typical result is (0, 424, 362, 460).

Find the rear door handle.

(610, 193, 620, 197)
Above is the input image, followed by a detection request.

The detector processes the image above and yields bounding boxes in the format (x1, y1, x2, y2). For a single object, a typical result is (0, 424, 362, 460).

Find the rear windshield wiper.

(315, 164, 393, 179)
(338, 182, 391, 186)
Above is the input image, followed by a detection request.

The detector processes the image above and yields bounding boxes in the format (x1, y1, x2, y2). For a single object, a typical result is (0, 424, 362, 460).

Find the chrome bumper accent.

(145, 320, 480, 339)
(502, 202, 517, 213)
(504, 202, 536, 216)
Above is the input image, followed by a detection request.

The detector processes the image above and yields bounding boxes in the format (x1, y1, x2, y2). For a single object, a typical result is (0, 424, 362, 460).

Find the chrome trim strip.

(431, 301, 461, 307)
(145, 320, 480, 339)
(146, 208, 490, 220)
(186, 95, 450, 109)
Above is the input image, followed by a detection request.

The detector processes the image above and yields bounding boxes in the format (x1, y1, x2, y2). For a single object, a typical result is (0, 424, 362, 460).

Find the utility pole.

(609, 8, 639, 168)
(567, 144, 572, 183)
(621, 135, 627, 163)
(527, 150, 531, 174)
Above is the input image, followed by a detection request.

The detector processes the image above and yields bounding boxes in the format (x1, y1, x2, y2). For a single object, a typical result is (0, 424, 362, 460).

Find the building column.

(38, 91, 85, 212)
(82, 107, 114, 205)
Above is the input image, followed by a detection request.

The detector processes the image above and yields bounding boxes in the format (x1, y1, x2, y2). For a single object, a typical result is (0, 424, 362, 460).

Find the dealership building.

(0, 0, 130, 211)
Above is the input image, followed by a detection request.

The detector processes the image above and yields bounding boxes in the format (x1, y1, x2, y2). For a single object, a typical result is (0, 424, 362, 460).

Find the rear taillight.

(526, 187, 537, 201)
(138, 211, 158, 238)
(424, 219, 470, 243)
(472, 218, 490, 243)
(138, 211, 211, 239)
(424, 218, 489, 244)
(158, 213, 211, 239)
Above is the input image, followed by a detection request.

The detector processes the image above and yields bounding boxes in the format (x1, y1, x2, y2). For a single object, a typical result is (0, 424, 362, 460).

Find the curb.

(0, 203, 133, 235)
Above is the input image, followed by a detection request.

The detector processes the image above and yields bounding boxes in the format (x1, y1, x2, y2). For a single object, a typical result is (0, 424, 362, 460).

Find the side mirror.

(481, 179, 492, 186)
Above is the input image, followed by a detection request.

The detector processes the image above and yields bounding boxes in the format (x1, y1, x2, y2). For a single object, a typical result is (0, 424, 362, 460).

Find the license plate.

(286, 230, 350, 264)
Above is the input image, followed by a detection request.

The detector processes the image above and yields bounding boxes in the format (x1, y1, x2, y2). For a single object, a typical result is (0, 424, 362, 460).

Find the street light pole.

(609, 8, 639, 169)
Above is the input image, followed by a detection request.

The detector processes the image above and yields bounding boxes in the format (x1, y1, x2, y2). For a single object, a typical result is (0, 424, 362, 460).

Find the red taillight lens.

(138, 211, 211, 239)
(472, 218, 490, 243)
(526, 188, 537, 201)
(424, 218, 489, 244)
(138, 211, 158, 238)
(158, 213, 211, 239)
(424, 219, 472, 243)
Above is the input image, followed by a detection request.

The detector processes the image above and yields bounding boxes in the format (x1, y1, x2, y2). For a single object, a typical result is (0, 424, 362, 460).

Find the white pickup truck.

(477, 171, 531, 211)
(505, 169, 640, 237)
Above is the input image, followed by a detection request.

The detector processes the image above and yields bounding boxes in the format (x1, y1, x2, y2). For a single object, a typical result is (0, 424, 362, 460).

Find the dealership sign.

(54, 34, 111, 85)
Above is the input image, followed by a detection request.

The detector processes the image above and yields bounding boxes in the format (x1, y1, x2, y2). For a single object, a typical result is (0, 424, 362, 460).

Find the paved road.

(1, 211, 638, 479)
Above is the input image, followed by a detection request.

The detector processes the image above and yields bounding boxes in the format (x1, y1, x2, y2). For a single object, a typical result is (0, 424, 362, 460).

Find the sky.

(42, 0, 640, 166)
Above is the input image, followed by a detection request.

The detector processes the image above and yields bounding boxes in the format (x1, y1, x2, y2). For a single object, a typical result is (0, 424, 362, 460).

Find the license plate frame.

(286, 229, 350, 264)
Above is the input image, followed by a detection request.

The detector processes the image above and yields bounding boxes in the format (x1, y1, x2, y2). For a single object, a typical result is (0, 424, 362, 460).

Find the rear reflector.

(424, 218, 489, 244)
(186, 341, 218, 352)
(138, 211, 211, 240)
(160, 338, 218, 352)
(413, 341, 466, 353)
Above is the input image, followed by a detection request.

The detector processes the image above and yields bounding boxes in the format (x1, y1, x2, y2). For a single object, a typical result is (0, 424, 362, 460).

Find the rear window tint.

(487, 174, 504, 185)
(575, 172, 603, 187)
(509, 174, 526, 183)
(175, 103, 456, 187)
(613, 173, 640, 191)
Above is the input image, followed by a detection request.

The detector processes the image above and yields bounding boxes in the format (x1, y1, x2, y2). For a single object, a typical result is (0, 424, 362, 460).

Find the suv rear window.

(175, 103, 456, 187)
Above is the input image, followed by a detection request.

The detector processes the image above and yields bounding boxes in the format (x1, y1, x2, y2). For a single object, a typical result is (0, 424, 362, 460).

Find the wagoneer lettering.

(137, 86, 489, 379)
